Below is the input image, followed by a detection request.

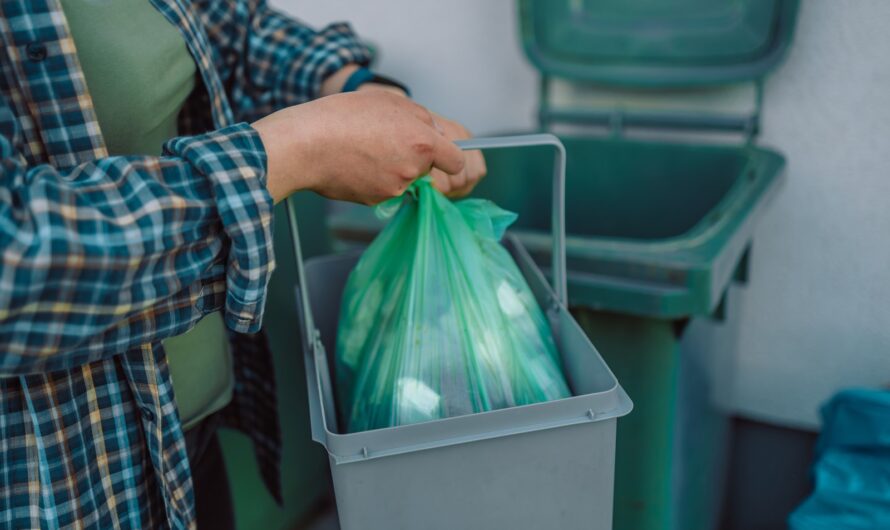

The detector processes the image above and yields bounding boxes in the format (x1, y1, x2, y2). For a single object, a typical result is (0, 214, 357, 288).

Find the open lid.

(519, 0, 800, 88)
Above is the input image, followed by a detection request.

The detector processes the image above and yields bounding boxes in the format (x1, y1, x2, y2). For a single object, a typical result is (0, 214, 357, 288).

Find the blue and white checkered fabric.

(0, 0, 370, 527)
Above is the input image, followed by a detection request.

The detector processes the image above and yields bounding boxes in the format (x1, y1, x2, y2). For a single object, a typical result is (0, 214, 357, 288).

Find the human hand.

(358, 80, 487, 197)
(427, 112, 486, 198)
(252, 90, 465, 205)
(323, 65, 486, 198)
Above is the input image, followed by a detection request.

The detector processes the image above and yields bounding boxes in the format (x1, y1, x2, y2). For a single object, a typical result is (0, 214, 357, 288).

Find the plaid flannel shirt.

(0, 1, 370, 528)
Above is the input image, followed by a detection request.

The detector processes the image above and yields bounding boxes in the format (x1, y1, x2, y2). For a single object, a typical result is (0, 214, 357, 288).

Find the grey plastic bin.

(285, 135, 633, 530)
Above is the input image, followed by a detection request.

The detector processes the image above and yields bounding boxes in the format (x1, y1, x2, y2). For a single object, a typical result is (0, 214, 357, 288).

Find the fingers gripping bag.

(336, 177, 571, 433)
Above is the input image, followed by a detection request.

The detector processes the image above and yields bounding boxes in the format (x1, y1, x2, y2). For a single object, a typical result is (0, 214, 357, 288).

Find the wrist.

(357, 82, 408, 98)
(342, 67, 411, 97)
(320, 64, 361, 97)
(250, 119, 318, 203)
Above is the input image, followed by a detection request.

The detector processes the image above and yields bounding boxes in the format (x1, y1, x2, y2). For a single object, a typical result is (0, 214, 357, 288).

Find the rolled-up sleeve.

(0, 114, 274, 374)
(195, 0, 373, 121)
(165, 124, 274, 333)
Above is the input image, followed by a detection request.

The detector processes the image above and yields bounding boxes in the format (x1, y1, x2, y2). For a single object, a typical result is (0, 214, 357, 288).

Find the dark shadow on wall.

(719, 418, 818, 530)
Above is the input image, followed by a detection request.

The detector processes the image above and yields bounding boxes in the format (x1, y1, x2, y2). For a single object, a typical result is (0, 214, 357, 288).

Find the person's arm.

(0, 86, 466, 375)
(320, 65, 409, 98)
(193, 0, 372, 122)
(0, 102, 274, 375)
(194, 0, 487, 196)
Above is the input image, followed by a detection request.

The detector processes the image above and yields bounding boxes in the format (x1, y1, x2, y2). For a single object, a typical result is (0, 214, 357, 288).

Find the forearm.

(320, 64, 360, 97)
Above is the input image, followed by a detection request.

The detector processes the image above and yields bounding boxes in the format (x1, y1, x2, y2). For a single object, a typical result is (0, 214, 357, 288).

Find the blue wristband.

(342, 67, 376, 92)
(341, 67, 411, 96)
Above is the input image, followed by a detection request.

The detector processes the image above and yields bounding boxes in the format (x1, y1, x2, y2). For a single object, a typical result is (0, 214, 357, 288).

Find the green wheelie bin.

(480, 2, 800, 529)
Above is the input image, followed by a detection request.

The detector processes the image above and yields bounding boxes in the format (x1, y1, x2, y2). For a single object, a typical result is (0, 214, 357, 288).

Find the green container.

(511, 2, 799, 528)
(472, 138, 783, 318)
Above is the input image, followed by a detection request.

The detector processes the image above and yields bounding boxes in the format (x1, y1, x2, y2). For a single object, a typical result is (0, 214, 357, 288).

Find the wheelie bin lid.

(519, 0, 800, 88)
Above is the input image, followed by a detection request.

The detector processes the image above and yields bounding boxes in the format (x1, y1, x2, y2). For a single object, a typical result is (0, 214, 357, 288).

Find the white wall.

(275, 0, 538, 134)
(733, 1, 890, 428)
(276, 0, 890, 429)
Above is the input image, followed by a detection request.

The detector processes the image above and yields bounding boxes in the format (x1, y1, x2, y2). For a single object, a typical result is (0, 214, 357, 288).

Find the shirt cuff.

(301, 22, 373, 100)
(163, 123, 275, 333)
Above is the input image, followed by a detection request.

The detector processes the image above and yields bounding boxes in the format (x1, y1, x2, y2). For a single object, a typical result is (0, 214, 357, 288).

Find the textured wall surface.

(732, 1, 890, 428)
(277, 0, 890, 429)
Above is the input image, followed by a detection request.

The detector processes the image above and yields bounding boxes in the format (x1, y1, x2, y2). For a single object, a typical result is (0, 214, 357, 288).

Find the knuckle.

(418, 106, 436, 125)
(430, 171, 450, 193)
(397, 165, 419, 181)
(452, 172, 468, 188)
(411, 140, 435, 160)
(383, 178, 408, 198)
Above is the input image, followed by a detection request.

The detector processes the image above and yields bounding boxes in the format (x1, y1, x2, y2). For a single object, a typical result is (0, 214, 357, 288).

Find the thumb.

(430, 132, 465, 176)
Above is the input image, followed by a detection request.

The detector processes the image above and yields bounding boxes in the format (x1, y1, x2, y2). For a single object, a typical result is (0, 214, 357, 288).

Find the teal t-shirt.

(61, 0, 233, 429)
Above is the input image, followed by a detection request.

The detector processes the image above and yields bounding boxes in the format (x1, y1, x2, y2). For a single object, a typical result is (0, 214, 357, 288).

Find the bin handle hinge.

(361, 447, 369, 459)
(586, 409, 596, 420)
(312, 329, 323, 352)
(549, 296, 561, 313)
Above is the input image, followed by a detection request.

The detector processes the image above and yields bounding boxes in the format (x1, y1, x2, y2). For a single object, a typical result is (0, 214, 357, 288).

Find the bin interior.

(473, 137, 747, 241)
(330, 137, 755, 244)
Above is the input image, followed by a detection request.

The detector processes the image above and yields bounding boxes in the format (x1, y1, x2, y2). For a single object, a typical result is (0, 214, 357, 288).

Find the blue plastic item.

(789, 388, 890, 530)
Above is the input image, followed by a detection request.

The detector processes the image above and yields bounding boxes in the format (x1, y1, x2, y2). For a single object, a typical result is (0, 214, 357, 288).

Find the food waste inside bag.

(336, 177, 571, 432)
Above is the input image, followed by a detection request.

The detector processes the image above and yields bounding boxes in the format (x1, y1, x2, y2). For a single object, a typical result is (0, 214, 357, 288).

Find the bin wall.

(332, 420, 617, 530)
(303, 238, 629, 530)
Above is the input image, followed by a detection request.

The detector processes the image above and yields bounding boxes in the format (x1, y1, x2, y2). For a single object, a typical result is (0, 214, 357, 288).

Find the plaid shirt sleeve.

(0, 99, 274, 375)
(194, 0, 373, 122)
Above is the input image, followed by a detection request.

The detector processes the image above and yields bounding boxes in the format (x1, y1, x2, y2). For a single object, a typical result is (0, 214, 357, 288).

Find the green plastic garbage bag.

(336, 177, 571, 433)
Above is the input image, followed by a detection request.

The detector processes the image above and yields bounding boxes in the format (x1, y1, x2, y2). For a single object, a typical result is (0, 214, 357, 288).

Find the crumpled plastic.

(336, 177, 571, 432)
(789, 388, 890, 530)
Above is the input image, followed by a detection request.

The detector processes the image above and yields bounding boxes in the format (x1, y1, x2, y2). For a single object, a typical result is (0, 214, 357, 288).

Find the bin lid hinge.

(539, 76, 766, 145)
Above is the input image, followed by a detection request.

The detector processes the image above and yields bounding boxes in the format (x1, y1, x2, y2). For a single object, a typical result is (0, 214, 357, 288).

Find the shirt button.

(26, 42, 47, 62)
(141, 406, 156, 423)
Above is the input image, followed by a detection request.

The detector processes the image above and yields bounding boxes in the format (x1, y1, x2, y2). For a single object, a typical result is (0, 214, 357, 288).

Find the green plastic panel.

(475, 141, 746, 241)
(519, 0, 800, 87)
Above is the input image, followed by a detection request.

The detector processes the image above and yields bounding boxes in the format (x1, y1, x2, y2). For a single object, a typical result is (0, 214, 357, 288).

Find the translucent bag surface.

(336, 178, 571, 433)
